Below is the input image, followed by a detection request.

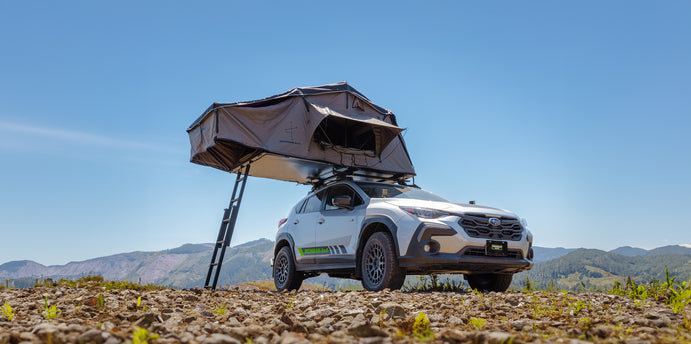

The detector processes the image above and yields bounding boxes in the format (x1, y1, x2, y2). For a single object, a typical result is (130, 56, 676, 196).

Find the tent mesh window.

(313, 117, 376, 155)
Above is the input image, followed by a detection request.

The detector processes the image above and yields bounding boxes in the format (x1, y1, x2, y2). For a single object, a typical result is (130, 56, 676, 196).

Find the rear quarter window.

(302, 193, 325, 213)
(295, 199, 308, 214)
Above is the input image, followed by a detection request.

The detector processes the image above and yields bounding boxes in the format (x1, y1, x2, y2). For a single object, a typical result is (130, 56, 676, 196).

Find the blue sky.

(1, 1, 690, 265)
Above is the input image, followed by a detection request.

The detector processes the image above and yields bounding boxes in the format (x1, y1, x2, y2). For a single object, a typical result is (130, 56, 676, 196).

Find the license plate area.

(485, 240, 508, 256)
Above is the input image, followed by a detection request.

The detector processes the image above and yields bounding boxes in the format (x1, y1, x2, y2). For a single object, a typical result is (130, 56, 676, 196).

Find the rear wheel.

(273, 246, 303, 291)
(465, 273, 513, 292)
(361, 232, 405, 291)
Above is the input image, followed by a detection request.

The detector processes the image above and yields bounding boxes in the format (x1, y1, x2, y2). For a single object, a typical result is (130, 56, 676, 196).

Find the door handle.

(317, 218, 325, 224)
(294, 220, 299, 224)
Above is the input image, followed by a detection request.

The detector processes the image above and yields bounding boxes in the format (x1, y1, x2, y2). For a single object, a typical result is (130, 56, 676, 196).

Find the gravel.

(1, 286, 690, 343)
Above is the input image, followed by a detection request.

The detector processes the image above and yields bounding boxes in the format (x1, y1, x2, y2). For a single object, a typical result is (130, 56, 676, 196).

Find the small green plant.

(569, 300, 586, 316)
(132, 326, 159, 344)
(43, 296, 60, 320)
(620, 277, 647, 300)
(32, 275, 165, 291)
(97, 294, 105, 309)
(285, 297, 296, 310)
(472, 288, 484, 301)
(212, 304, 227, 315)
(2, 302, 15, 321)
(412, 312, 434, 341)
(135, 296, 148, 312)
(530, 294, 545, 319)
(664, 268, 676, 290)
(578, 317, 591, 330)
(468, 317, 486, 329)
(668, 282, 691, 313)
(403, 275, 465, 292)
(429, 274, 439, 289)
(244, 338, 252, 343)
(523, 276, 535, 292)
(608, 280, 625, 296)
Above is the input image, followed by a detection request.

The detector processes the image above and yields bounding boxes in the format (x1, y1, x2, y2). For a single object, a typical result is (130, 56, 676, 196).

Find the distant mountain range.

(2, 241, 690, 290)
(0, 239, 274, 289)
(533, 245, 691, 263)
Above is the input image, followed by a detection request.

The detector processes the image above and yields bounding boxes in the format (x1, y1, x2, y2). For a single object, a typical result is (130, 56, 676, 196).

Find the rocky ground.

(1, 285, 690, 344)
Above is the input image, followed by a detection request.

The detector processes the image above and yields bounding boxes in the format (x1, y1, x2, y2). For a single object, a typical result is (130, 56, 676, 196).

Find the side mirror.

(332, 195, 352, 209)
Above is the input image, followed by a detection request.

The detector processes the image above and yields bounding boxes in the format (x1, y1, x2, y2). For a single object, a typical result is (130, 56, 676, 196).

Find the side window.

(295, 199, 308, 214)
(302, 190, 327, 213)
(325, 185, 364, 210)
(353, 192, 364, 207)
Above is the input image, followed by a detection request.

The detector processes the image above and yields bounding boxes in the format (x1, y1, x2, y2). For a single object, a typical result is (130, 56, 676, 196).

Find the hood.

(380, 199, 518, 219)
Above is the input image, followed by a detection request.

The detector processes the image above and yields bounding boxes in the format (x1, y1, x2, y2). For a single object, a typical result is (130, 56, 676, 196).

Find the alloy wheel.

(365, 242, 385, 286)
(275, 254, 289, 285)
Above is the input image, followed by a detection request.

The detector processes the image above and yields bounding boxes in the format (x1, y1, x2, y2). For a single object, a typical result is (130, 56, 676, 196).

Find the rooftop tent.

(187, 82, 416, 184)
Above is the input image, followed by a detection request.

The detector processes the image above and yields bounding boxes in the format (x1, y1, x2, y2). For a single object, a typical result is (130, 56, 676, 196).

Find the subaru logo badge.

(488, 218, 501, 227)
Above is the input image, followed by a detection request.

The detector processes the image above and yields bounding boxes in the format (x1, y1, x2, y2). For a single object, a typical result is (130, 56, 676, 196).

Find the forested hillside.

(513, 248, 691, 290)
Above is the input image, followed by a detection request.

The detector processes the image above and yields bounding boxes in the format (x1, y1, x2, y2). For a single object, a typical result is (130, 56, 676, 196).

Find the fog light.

(420, 240, 439, 255)
(528, 247, 534, 260)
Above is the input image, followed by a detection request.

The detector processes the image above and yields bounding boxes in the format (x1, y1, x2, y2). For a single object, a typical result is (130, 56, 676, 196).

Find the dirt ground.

(1, 285, 690, 343)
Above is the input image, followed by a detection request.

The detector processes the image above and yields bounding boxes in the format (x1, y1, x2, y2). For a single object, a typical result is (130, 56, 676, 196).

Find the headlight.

(400, 207, 451, 219)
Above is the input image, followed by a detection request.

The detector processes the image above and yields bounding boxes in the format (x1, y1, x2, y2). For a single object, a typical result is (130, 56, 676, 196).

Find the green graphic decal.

(298, 245, 348, 256)
(299, 247, 330, 256)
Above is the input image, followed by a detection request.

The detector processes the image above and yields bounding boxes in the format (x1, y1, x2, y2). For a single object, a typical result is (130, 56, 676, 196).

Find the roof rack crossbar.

(309, 167, 412, 191)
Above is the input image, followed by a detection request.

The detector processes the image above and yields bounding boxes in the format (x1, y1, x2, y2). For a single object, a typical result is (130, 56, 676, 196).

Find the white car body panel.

(274, 180, 534, 278)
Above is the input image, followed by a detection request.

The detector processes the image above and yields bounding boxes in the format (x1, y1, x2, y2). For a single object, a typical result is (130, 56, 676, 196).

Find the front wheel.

(361, 232, 405, 291)
(465, 273, 513, 292)
(273, 246, 303, 292)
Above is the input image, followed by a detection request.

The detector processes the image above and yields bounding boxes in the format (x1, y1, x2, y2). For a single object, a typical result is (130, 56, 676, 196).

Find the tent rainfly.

(187, 82, 416, 184)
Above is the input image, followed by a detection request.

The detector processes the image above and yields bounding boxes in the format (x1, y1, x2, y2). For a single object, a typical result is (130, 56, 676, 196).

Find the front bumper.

(399, 222, 534, 275)
(398, 254, 533, 274)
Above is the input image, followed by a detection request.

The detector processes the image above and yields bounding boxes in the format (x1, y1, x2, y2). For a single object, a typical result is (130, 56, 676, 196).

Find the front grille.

(458, 214, 523, 241)
(462, 247, 522, 259)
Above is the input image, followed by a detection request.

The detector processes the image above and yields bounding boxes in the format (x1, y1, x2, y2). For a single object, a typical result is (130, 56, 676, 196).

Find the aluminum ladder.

(204, 164, 250, 290)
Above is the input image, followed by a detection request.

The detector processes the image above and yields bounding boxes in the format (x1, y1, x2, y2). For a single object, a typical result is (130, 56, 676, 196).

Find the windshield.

(355, 182, 448, 202)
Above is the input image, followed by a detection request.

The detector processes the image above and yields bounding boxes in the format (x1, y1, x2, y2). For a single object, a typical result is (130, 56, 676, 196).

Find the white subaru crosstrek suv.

(272, 180, 534, 292)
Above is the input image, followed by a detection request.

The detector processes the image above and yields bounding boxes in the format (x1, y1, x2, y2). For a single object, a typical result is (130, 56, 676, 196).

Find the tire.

(465, 273, 513, 292)
(273, 246, 303, 292)
(361, 232, 405, 291)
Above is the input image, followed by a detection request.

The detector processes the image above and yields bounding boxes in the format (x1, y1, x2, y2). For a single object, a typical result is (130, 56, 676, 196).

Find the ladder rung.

(216, 240, 225, 245)
(222, 219, 230, 224)
(237, 176, 245, 182)
(231, 198, 240, 203)
(210, 263, 219, 267)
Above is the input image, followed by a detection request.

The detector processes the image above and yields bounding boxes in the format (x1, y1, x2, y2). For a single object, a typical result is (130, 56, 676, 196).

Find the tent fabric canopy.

(187, 82, 416, 184)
